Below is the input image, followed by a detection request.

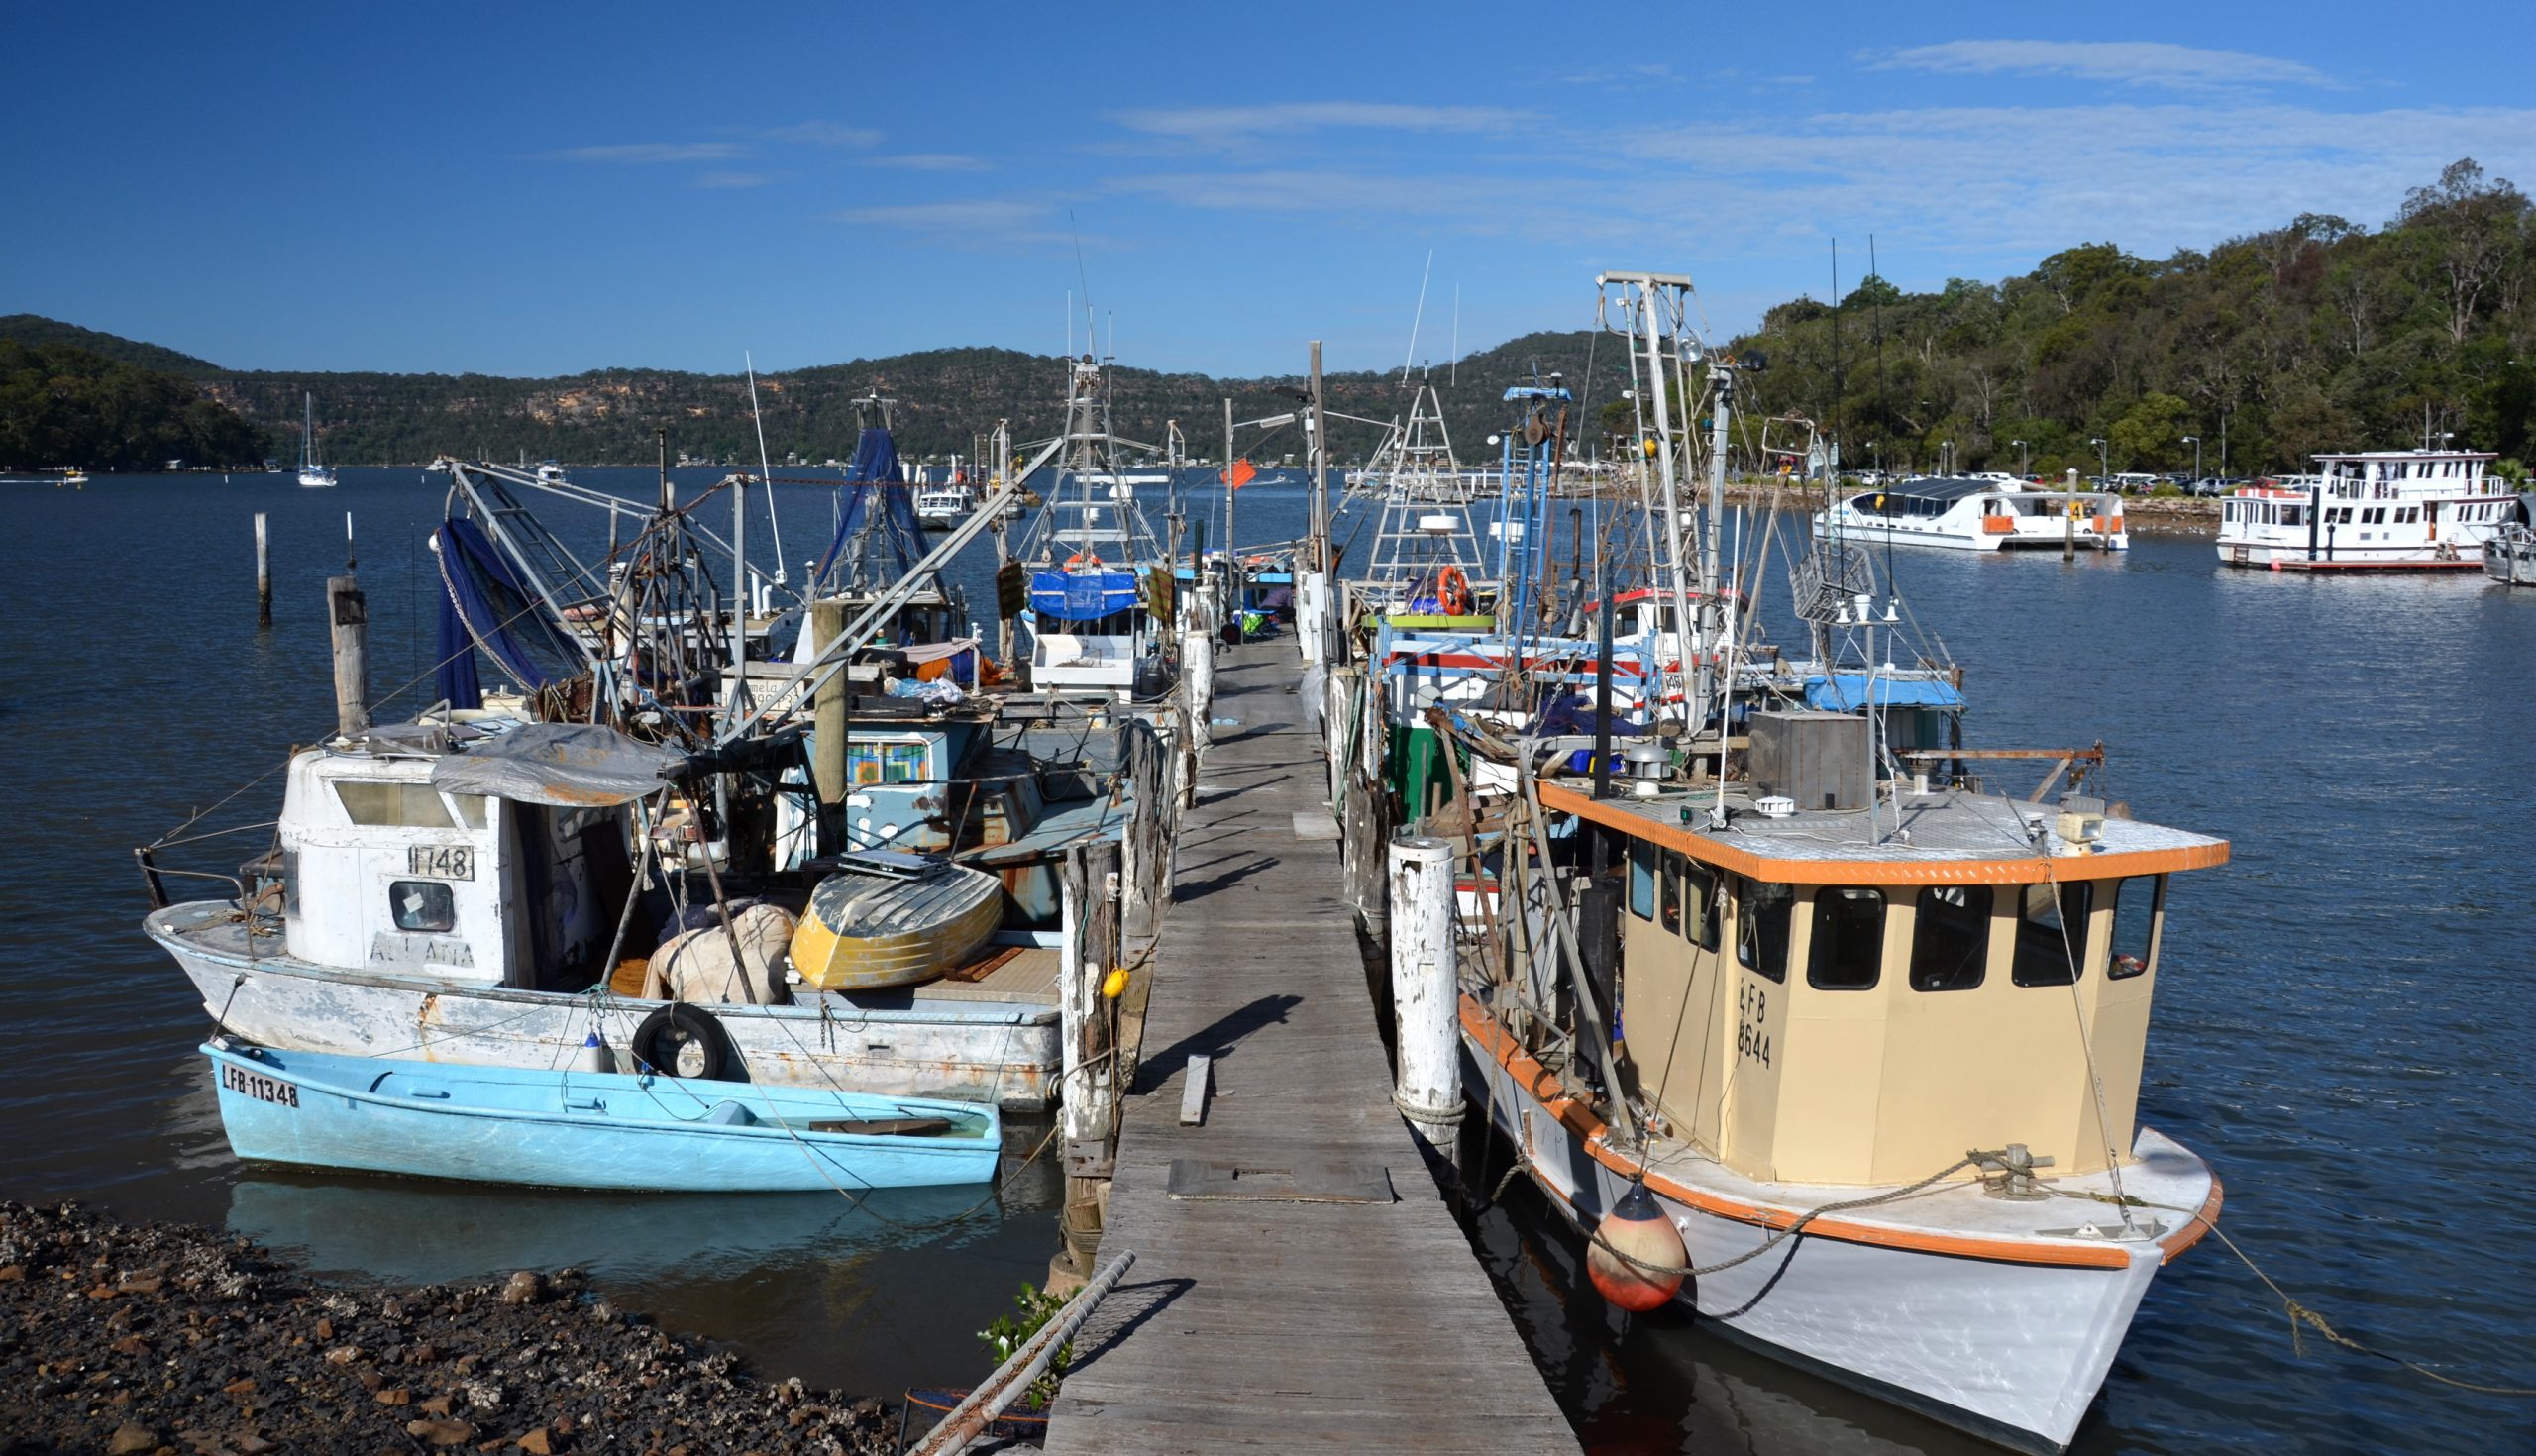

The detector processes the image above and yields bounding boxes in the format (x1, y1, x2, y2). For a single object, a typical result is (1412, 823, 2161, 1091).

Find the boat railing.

(133, 818, 279, 910)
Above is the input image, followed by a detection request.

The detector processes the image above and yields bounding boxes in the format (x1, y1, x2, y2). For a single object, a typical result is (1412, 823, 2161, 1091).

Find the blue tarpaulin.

(434, 517, 583, 691)
(434, 578, 483, 710)
(812, 427, 927, 591)
(1804, 673, 1966, 711)
(1028, 569, 1138, 620)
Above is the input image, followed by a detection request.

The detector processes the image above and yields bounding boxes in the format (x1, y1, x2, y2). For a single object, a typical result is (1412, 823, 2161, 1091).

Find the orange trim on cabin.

(1539, 780, 2231, 885)
(1460, 996, 2140, 1272)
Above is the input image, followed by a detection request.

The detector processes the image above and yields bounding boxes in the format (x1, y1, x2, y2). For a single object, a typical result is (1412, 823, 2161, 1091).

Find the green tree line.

(0, 340, 268, 470)
(1720, 158, 2535, 480)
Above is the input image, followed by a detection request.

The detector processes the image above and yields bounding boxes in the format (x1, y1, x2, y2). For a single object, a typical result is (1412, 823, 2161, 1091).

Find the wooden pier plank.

(1044, 645, 1578, 1455)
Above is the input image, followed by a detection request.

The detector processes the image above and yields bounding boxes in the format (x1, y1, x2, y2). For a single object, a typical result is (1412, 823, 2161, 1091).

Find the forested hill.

(0, 317, 1598, 468)
(1719, 159, 2534, 479)
(9, 159, 2528, 476)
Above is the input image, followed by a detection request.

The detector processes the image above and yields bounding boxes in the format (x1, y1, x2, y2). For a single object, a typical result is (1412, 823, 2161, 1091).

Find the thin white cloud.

(542, 143, 748, 163)
(766, 121, 884, 149)
(1870, 40, 2331, 90)
(696, 171, 771, 189)
(863, 153, 992, 171)
(1109, 101, 1532, 145)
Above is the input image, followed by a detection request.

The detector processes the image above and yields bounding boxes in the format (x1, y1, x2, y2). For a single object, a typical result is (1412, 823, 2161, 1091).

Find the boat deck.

(1044, 645, 1578, 1455)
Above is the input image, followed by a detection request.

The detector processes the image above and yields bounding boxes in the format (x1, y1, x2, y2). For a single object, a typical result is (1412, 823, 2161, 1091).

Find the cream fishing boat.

(1419, 271, 2228, 1453)
(1464, 759, 2226, 1452)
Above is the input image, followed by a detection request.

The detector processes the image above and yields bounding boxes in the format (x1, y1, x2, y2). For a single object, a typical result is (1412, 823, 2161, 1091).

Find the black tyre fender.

(631, 1004, 737, 1082)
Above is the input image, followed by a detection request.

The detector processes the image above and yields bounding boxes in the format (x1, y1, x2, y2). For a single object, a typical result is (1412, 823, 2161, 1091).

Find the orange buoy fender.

(1588, 1182, 1689, 1311)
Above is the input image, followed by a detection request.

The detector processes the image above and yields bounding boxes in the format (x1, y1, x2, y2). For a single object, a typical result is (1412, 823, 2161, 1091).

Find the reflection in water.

(221, 1115, 1063, 1396)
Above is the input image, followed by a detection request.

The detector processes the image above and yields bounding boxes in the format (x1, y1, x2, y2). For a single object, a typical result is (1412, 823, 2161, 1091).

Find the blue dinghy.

(205, 1039, 1000, 1192)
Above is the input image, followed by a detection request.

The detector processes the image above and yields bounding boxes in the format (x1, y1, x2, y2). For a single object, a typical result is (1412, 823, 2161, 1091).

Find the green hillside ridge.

(7, 159, 2529, 476)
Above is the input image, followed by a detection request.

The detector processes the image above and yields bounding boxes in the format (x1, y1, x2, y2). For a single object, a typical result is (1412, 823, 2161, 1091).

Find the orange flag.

(1223, 458, 1258, 490)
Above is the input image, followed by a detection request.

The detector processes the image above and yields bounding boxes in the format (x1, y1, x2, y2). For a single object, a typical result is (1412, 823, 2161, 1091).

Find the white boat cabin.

(276, 743, 627, 991)
(2218, 448, 2510, 570)
(1818, 477, 2126, 553)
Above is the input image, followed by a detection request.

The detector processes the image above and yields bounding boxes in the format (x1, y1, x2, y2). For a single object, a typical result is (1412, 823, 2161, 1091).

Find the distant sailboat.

(297, 393, 337, 488)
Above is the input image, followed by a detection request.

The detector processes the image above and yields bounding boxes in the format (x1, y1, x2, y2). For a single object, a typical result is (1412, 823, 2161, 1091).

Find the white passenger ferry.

(2217, 448, 2511, 571)
(1817, 476, 2126, 553)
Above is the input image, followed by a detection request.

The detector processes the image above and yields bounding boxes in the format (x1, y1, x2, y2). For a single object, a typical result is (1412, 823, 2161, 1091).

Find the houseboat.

(2218, 447, 2511, 570)
(1817, 477, 2125, 553)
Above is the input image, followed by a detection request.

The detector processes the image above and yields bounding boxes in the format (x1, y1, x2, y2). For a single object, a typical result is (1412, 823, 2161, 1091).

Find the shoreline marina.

(5, 329, 2532, 1452)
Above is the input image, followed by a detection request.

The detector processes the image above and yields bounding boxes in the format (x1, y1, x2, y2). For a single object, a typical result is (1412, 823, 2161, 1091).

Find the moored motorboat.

(2220, 446, 2511, 570)
(207, 1037, 1000, 1190)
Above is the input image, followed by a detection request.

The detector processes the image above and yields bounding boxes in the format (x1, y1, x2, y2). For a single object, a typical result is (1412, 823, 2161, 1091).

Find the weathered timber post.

(1057, 838, 1122, 1277)
(327, 574, 369, 737)
(809, 598, 849, 849)
(1118, 721, 1164, 943)
(1388, 835, 1463, 1161)
(1181, 621, 1215, 747)
(254, 513, 271, 627)
(2063, 468, 2078, 563)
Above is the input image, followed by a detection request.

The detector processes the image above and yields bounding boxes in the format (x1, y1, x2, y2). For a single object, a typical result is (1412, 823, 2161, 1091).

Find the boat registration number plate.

(407, 845, 475, 881)
(220, 1062, 299, 1108)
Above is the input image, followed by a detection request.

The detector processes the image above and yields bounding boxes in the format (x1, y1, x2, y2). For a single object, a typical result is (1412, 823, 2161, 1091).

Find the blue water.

(5, 470, 2531, 1449)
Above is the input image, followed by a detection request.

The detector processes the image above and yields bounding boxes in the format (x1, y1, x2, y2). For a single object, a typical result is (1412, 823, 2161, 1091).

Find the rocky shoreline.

(0, 1201, 898, 1456)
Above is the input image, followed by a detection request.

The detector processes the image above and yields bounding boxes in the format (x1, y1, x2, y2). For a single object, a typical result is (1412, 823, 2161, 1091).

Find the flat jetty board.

(1044, 645, 1579, 1455)
(1178, 1053, 1211, 1126)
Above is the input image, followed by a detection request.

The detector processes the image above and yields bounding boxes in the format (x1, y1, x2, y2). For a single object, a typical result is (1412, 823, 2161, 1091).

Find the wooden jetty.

(1043, 644, 1579, 1454)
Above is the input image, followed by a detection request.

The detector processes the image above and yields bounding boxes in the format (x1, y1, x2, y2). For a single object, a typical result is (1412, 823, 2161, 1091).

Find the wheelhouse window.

(1909, 884, 1992, 991)
(389, 880, 456, 933)
(336, 780, 455, 829)
(1807, 887, 1885, 990)
(2109, 875, 2166, 980)
(1735, 878, 1793, 984)
(1658, 850, 1687, 935)
(1681, 860, 1721, 951)
(1628, 841, 1656, 921)
(2011, 882, 2093, 987)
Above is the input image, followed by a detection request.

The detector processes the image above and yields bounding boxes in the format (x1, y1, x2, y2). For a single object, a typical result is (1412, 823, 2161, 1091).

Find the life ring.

(631, 1004, 736, 1081)
(1067, 552, 1104, 568)
(1435, 565, 1473, 617)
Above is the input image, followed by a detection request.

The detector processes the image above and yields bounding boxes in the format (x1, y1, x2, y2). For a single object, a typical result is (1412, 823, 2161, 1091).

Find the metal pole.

(728, 434, 749, 729)
(254, 512, 271, 627)
(1387, 835, 1462, 1159)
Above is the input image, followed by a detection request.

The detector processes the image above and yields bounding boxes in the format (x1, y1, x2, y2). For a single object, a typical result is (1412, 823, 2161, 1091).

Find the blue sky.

(7, 2, 2530, 377)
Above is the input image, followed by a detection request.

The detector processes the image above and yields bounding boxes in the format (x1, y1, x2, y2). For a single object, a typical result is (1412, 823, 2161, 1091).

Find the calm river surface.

(4, 469, 2532, 1450)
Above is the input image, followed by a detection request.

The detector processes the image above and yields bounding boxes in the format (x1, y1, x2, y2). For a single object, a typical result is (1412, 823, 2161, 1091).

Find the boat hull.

(1465, 1035, 2174, 1454)
(791, 862, 1005, 991)
(208, 1041, 999, 1191)
(153, 903, 1057, 1108)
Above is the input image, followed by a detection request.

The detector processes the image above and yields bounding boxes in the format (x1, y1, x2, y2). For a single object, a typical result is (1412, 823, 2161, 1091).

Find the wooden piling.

(809, 598, 848, 837)
(254, 513, 271, 627)
(326, 574, 369, 738)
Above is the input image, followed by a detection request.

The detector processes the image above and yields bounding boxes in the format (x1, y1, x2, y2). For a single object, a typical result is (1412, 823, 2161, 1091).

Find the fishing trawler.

(1417, 274, 2224, 1454)
(1013, 354, 1178, 701)
(2219, 446, 2511, 570)
(140, 455, 1075, 1109)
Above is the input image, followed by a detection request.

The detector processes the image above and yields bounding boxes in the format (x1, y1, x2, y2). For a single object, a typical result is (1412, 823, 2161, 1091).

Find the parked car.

(2185, 476, 2229, 497)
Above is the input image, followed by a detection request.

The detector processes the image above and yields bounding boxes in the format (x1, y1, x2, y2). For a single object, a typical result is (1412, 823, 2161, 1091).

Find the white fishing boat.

(297, 392, 337, 488)
(143, 723, 1061, 1107)
(1014, 355, 1177, 700)
(535, 460, 571, 485)
(2219, 446, 2511, 571)
(1816, 476, 2124, 552)
(914, 479, 979, 529)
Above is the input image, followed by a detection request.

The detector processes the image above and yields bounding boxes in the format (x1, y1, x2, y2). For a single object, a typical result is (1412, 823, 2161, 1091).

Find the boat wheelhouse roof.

(2312, 448, 2495, 464)
(1864, 476, 2004, 503)
(1546, 781, 2227, 884)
